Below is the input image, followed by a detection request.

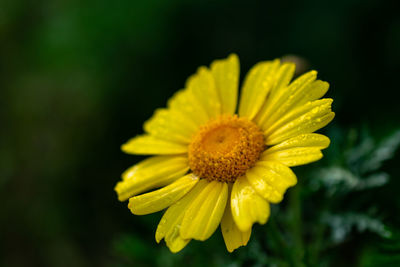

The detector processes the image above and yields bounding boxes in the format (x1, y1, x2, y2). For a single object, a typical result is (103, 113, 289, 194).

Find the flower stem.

(268, 213, 305, 267)
(288, 183, 306, 266)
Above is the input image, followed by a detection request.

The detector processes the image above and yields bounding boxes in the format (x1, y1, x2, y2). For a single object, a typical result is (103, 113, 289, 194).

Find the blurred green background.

(1, 0, 399, 266)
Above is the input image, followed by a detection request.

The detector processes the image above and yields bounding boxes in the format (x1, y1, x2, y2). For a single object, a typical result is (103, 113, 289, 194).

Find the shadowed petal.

(180, 181, 228, 240)
(231, 176, 270, 232)
(128, 174, 199, 215)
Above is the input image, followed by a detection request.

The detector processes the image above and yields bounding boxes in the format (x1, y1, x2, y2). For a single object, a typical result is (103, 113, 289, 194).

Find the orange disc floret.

(188, 115, 265, 183)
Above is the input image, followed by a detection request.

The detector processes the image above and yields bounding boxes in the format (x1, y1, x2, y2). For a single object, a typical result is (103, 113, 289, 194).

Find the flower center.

(188, 115, 265, 182)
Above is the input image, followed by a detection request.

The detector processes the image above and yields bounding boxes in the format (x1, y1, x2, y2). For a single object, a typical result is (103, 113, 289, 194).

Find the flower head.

(115, 54, 334, 252)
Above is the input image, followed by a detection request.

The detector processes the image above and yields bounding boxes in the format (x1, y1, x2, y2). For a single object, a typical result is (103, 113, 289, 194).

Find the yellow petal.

(264, 98, 333, 137)
(266, 133, 330, 151)
(302, 80, 329, 102)
(238, 59, 280, 120)
(115, 156, 189, 201)
(266, 98, 334, 145)
(143, 108, 197, 144)
(186, 66, 221, 119)
(261, 133, 330, 166)
(210, 54, 239, 115)
(268, 62, 296, 99)
(180, 181, 228, 241)
(221, 189, 251, 252)
(257, 70, 317, 130)
(245, 161, 297, 203)
(164, 225, 190, 253)
(268, 76, 328, 127)
(254, 62, 295, 125)
(121, 135, 188, 155)
(231, 176, 270, 232)
(167, 89, 209, 127)
(156, 180, 208, 252)
(128, 174, 199, 215)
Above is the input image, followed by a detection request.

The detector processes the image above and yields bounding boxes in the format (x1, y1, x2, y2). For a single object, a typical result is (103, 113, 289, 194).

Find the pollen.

(188, 115, 265, 183)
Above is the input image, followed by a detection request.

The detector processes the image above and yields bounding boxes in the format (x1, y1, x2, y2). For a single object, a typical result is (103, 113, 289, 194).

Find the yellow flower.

(115, 54, 334, 253)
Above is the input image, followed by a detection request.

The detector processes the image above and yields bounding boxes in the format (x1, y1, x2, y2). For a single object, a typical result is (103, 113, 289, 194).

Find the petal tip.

(228, 53, 239, 62)
(114, 182, 128, 202)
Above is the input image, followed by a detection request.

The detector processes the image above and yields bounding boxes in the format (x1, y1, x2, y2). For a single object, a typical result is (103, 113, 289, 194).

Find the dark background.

(1, 0, 399, 266)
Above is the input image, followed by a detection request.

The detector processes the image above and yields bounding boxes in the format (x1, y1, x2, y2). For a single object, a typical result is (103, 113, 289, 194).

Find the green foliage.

(310, 166, 389, 195)
(304, 127, 400, 266)
(359, 230, 400, 266)
(322, 212, 391, 243)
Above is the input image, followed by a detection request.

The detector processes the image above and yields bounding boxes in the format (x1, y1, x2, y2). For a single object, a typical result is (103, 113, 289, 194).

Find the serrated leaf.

(322, 212, 392, 244)
(360, 130, 400, 173)
(345, 134, 374, 168)
(310, 167, 389, 195)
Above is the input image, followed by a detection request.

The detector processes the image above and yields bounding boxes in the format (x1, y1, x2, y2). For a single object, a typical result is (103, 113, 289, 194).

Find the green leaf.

(321, 212, 392, 244)
(310, 167, 389, 195)
(360, 130, 400, 173)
